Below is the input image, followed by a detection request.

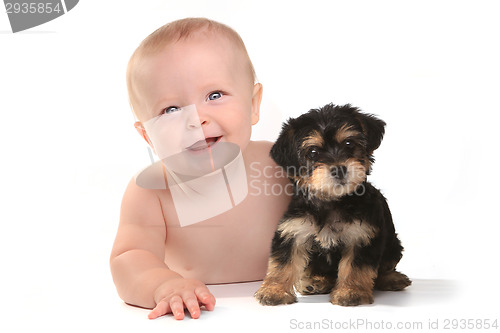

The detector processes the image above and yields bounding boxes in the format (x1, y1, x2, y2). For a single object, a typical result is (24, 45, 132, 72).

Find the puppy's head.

(270, 103, 385, 201)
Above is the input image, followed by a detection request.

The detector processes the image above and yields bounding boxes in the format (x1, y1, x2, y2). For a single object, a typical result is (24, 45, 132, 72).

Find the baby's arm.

(110, 179, 215, 320)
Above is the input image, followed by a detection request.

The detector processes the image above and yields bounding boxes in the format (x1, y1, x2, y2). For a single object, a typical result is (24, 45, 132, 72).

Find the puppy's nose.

(331, 165, 348, 179)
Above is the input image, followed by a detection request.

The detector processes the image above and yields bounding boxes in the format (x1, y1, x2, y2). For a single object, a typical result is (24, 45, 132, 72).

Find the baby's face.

(133, 32, 260, 154)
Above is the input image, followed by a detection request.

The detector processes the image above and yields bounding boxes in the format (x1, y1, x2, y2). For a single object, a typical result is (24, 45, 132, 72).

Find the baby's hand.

(148, 278, 216, 320)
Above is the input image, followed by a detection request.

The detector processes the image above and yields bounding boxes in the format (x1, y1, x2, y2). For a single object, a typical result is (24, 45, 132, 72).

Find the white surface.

(1, 1, 499, 332)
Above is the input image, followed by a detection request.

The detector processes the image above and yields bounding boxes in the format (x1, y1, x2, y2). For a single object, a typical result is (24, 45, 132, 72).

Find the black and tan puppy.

(255, 103, 411, 306)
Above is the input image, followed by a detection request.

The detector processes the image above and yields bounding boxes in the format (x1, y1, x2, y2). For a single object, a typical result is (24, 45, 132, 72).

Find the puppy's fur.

(255, 104, 411, 306)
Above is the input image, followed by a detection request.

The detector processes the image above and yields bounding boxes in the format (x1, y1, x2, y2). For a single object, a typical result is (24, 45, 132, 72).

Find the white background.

(1, 0, 499, 332)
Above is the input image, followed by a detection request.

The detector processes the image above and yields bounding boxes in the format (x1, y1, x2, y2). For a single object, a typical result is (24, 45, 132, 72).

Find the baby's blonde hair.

(126, 17, 257, 117)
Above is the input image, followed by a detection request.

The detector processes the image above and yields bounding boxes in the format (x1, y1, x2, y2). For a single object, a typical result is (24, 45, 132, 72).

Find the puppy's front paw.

(255, 284, 297, 306)
(296, 275, 335, 295)
(330, 288, 374, 306)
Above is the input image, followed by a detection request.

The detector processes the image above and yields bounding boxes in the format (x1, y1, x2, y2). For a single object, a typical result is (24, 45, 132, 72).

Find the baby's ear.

(355, 112, 386, 153)
(251, 83, 263, 125)
(270, 119, 301, 174)
(134, 121, 155, 152)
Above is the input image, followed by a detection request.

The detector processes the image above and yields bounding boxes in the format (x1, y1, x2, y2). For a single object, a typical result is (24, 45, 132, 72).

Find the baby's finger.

(169, 295, 185, 320)
(148, 299, 170, 320)
(195, 286, 216, 311)
(183, 294, 201, 319)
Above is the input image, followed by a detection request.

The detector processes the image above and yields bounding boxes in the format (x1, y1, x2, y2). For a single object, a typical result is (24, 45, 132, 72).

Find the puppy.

(255, 103, 411, 306)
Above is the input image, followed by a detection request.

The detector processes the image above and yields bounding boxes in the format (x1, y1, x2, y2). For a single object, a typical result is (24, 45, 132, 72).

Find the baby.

(110, 18, 290, 320)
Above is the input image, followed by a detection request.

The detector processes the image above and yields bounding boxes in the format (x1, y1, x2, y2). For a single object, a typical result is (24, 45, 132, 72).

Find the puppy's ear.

(270, 119, 301, 173)
(356, 112, 386, 152)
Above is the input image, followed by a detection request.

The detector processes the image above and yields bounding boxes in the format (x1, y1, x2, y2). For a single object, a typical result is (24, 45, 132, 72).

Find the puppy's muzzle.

(330, 165, 348, 181)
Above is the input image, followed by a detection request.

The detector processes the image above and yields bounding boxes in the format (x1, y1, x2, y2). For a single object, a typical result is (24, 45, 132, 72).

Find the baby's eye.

(162, 106, 181, 114)
(208, 91, 223, 101)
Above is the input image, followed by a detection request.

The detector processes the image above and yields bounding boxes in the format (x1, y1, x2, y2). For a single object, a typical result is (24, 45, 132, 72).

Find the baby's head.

(126, 18, 262, 154)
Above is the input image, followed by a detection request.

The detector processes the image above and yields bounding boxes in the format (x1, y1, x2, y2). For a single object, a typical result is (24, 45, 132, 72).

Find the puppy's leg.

(375, 235, 411, 291)
(374, 200, 411, 291)
(330, 246, 377, 306)
(255, 219, 312, 305)
(375, 269, 411, 291)
(255, 256, 298, 305)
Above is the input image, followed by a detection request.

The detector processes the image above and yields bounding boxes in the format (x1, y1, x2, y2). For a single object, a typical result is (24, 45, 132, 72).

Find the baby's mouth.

(186, 136, 222, 151)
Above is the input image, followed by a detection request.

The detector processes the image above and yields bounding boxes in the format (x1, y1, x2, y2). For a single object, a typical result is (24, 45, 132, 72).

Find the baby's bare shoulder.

(245, 140, 290, 186)
(119, 177, 166, 227)
(244, 140, 274, 164)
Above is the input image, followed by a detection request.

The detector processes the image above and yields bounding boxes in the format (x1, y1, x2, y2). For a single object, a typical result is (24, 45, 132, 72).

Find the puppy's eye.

(307, 148, 319, 160)
(344, 140, 353, 147)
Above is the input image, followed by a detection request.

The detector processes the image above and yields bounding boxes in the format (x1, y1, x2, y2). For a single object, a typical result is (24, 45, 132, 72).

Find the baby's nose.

(190, 105, 210, 128)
